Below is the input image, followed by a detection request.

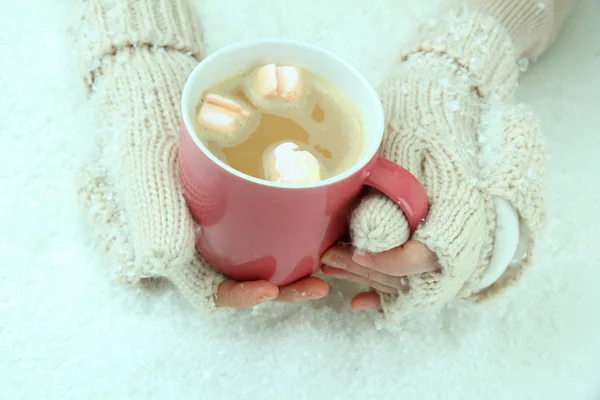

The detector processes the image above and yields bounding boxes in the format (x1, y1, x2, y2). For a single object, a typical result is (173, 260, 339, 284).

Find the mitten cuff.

(466, 0, 550, 56)
(465, 0, 577, 59)
(401, 5, 520, 99)
(78, 0, 204, 84)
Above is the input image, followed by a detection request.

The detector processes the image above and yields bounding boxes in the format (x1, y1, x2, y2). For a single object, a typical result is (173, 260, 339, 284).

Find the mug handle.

(364, 156, 429, 233)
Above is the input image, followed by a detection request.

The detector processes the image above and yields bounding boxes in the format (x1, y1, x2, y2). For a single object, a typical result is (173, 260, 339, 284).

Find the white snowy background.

(1, 0, 600, 399)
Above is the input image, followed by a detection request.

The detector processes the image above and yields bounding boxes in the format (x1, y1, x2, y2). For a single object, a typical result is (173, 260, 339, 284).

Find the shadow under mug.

(179, 39, 429, 286)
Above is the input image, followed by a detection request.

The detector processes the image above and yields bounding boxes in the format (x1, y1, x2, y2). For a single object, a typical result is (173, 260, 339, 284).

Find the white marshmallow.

(205, 93, 251, 117)
(255, 64, 279, 98)
(263, 142, 322, 184)
(196, 93, 255, 146)
(252, 64, 304, 102)
(275, 66, 303, 101)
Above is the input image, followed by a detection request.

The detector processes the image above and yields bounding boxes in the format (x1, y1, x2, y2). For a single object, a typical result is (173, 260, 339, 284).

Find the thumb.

(167, 256, 227, 311)
(350, 190, 411, 254)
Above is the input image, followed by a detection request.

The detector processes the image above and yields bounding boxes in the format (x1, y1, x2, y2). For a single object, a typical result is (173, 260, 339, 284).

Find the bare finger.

(351, 240, 438, 276)
(215, 280, 279, 308)
(321, 246, 404, 287)
(321, 266, 398, 295)
(276, 276, 329, 302)
(351, 291, 382, 310)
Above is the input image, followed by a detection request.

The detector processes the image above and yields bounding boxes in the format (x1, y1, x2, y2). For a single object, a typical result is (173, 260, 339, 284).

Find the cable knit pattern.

(75, 0, 225, 311)
(353, 53, 499, 315)
(350, 0, 571, 318)
(469, 104, 546, 301)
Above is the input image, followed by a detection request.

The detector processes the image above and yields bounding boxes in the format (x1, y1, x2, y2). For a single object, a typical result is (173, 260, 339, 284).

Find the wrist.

(401, 4, 520, 99)
(465, 0, 551, 57)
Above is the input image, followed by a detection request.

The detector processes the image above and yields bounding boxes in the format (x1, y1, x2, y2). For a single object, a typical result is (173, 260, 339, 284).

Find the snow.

(2, 0, 600, 399)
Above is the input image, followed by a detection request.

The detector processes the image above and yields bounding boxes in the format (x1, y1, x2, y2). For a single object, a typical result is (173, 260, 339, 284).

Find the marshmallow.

(205, 93, 251, 117)
(253, 64, 304, 102)
(263, 142, 322, 184)
(196, 94, 256, 147)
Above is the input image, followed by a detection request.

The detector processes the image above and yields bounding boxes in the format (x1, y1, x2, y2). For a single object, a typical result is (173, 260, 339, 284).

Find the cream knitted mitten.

(75, 0, 225, 310)
(350, 1, 558, 318)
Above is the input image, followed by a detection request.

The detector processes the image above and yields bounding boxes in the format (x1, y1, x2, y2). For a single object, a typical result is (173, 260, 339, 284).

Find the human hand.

(321, 19, 545, 318)
(322, 242, 437, 310)
(76, 0, 242, 311)
(215, 277, 329, 308)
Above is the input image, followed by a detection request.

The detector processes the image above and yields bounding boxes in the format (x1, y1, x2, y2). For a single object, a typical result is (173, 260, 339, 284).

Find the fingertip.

(250, 280, 280, 300)
(216, 280, 279, 308)
(320, 265, 341, 277)
(275, 276, 330, 302)
(305, 276, 329, 297)
(351, 292, 381, 310)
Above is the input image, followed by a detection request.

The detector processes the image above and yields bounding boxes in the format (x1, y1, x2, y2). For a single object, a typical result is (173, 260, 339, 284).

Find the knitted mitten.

(350, 0, 576, 318)
(75, 0, 225, 310)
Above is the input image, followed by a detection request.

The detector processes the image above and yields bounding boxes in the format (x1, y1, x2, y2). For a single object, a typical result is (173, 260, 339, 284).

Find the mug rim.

(181, 38, 384, 189)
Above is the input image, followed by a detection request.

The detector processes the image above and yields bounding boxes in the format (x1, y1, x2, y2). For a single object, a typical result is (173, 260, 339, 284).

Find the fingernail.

(258, 295, 277, 303)
(321, 249, 335, 263)
(352, 250, 375, 268)
(320, 266, 341, 277)
(312, 288, 329, 299)
(321, 251, 347, 269)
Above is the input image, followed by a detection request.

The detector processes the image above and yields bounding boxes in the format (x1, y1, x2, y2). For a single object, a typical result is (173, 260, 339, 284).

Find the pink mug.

(179, 39, 428, 286)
